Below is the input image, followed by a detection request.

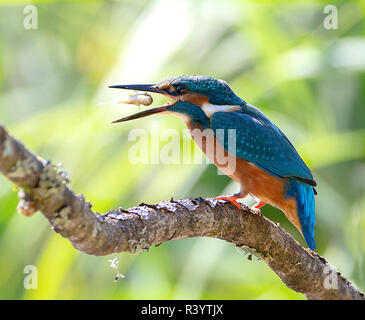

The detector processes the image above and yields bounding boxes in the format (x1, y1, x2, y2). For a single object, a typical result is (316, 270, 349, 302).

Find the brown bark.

(0, 124, 363, 300)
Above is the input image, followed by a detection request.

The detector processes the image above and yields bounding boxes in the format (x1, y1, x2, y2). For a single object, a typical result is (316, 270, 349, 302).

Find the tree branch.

(0, 124, 363, 300)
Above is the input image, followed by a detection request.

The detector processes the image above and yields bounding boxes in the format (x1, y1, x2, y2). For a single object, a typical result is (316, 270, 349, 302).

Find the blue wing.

(210, 104, 316, 186)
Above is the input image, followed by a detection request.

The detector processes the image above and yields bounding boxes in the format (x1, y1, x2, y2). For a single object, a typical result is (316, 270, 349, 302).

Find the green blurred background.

(0, 0, 364, 299)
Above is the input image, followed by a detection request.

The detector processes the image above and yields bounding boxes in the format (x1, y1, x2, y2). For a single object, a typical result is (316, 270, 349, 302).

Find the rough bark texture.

(0, 124, 363, 300)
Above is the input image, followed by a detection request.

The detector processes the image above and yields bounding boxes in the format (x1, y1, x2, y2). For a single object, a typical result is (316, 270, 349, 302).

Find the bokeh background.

(0, 0, 364, 299)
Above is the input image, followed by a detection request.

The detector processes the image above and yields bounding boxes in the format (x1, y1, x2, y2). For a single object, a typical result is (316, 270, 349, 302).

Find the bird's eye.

(175, 85, 187, 95)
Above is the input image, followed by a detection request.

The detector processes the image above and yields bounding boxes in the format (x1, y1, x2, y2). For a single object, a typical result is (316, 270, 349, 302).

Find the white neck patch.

(201, 103, 241, 118)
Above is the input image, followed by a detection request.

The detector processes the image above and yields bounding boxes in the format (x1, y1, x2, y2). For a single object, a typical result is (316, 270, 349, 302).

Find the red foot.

(250, 200, 266, 215)
(254, 201, 266, 209)
(216, 194, 245, 209)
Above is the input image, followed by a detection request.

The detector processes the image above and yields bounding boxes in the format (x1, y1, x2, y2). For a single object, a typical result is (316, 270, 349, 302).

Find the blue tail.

(286, 179, 316, 250)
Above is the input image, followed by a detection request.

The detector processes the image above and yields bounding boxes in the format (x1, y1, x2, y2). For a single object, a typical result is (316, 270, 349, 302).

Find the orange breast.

(186, 123, 302, 235)
(232, 158, 302, 235)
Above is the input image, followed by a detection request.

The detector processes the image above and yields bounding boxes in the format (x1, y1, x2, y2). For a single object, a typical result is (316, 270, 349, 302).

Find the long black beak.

(109, 83, 170, 123)
(111, 106, 169, 123)
(108, 84, 165, 94)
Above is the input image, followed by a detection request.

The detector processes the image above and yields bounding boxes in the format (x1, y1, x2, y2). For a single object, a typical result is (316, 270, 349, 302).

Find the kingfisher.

(109, 75, 317, 250)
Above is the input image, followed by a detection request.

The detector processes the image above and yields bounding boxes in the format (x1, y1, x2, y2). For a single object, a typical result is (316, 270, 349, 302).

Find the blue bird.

(109, 75, 317, 250)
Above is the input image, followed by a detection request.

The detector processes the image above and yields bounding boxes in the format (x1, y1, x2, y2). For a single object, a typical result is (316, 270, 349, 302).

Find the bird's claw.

(250, 207, 263, 216)
(216, 196, 242, 209)
(250, 200, 265, 216)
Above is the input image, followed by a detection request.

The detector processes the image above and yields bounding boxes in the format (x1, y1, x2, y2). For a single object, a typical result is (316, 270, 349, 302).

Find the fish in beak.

(108, 84, 176, 123)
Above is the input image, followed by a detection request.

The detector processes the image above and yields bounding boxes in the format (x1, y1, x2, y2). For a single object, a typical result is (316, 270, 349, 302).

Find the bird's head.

(109, 75, 245, 126)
